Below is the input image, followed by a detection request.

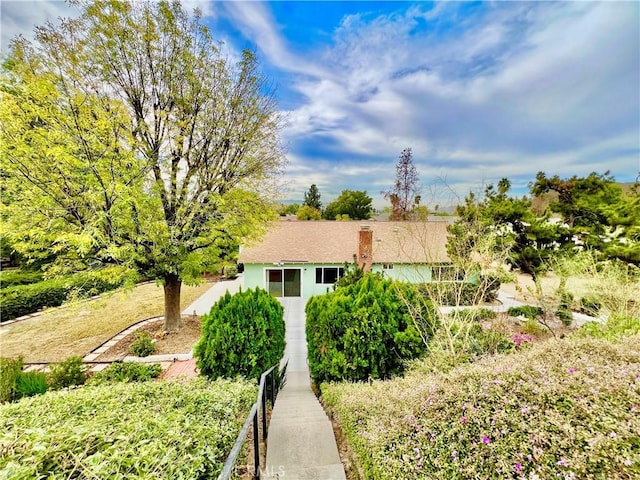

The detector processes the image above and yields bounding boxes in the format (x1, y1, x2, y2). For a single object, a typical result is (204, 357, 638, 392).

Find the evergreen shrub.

(508, 305, 544, 321)
(195, 288, 285, 381)
(306, 273, 432, 383)
(48, 356, 87, 389)
(222, 264, 238, 279)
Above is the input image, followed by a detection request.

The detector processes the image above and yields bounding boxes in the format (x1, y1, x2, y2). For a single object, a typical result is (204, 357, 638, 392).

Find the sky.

(1, 1, 639, 209)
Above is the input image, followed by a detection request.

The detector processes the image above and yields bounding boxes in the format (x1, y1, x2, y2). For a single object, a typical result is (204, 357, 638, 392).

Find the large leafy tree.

(531, 171, 639, 264)
(323, 190, 373, 220)
(383, 148, 421, 220)
(0, 0, 285, 330)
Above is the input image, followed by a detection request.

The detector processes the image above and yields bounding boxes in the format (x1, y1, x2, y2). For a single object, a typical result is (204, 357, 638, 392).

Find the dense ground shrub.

(578, 313, 640, 340)
(306, 274, 432, 383)
(556, 290, 574, 326)
(0, 270, 43, 288)
(0, 379, 256, 478)
(0, 267, 138, 321)
(88, 362, 162, 384)
(0, 357, 23, 403)
(48, 356, 87, 389)
(0, 278, 67, 321)
(580, 295, 602, 316)
(454, 308, 497, 322)
(419, 274, 500, 306)
(507, 305, 544, 320)
(15, 372, 48, 398)
(323, 336, 640, 479)
(195, 288, 285, 381)
(129, 332, 156, 357)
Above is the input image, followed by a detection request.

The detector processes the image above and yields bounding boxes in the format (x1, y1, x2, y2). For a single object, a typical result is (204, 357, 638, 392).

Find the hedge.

(0, 270, 43, 288)
(0, 379, 256, 478)
(0, 268, 138, 322)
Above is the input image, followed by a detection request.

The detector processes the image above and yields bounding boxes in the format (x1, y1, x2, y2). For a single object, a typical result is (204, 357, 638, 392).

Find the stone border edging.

(82, 315, 164, 361)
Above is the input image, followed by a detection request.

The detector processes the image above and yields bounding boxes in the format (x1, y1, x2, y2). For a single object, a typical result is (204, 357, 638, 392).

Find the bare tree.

(383, 148, 421, 220)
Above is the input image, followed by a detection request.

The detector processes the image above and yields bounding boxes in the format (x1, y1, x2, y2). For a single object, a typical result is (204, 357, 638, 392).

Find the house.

(238, 220, 454, 298)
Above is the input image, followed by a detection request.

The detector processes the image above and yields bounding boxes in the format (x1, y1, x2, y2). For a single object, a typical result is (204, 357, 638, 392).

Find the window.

(315, 267, 345, 284)
(382, 263, 394, 270)
(432, 265, 463, 282)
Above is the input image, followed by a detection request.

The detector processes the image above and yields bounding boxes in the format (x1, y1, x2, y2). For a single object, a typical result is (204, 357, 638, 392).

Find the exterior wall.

(242, 263, 346, 298)
(371, 264, 432, 283)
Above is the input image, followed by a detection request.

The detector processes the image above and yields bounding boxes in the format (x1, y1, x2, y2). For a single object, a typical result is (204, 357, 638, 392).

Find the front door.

(266, 268, 301, 297)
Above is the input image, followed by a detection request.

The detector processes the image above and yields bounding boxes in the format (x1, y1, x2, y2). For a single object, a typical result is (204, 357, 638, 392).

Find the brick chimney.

(358, 225, 373, 271)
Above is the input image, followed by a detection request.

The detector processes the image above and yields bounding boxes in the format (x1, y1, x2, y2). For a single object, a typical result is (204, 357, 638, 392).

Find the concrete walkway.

(181, 276, 243, 316)
(265, 298, 346, 480)
(439, 290, 603, 327)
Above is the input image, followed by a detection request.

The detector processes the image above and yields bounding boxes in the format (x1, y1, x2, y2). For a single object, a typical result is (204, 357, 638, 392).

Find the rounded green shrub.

(0, 270, 43, 288)
(222, 264, 238, 279)
(129, 332, 156, 357)
(508, 305, 544, 320)
(195, 288, 285, 381)
(48, 356, 87, 389)
(306, 273, 432, 384)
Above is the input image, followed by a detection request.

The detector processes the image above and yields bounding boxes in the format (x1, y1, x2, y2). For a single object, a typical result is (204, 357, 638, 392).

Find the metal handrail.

(218, 360, 288, 480)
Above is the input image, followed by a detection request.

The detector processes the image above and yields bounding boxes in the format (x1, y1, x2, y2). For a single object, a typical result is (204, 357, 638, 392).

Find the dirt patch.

(95, 315, 202, 361)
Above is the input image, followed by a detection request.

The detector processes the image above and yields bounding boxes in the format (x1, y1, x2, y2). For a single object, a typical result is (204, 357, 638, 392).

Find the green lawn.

(0, 282, 212, 362)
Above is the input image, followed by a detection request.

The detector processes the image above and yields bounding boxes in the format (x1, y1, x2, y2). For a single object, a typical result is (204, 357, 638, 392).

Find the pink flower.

(482, 436, 491, 444)
(515, 462, 522, 473)
(567, 368, 575, 374)
(461, 416, 467, 424)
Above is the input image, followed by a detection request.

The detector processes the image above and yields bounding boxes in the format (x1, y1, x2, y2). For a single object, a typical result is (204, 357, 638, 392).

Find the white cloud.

(271, 1, 639, 205)
(0, 0, 78, 53)
(220, 1, 330, 79)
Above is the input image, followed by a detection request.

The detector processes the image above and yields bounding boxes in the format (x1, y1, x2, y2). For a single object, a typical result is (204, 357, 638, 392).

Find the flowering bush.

(323, 336, 640, 479)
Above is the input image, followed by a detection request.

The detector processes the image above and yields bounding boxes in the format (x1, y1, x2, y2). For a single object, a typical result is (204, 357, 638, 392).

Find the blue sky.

(2, 1, 639, 208)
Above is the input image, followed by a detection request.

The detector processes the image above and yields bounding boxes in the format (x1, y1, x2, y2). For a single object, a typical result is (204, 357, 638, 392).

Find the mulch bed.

(95, 315, 202, 362)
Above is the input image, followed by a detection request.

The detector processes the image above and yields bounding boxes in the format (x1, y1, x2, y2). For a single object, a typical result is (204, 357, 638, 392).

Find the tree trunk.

(163, 273, 183, 331)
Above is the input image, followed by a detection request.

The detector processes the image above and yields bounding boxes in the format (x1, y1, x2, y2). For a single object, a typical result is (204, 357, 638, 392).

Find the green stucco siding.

(372, 264, 432, 283)
(243, 262, 437, 298)
(242, 263, 345, 298)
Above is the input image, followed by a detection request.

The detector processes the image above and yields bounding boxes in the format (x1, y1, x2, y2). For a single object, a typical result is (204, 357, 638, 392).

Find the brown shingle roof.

(239, 220, 451, 264)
